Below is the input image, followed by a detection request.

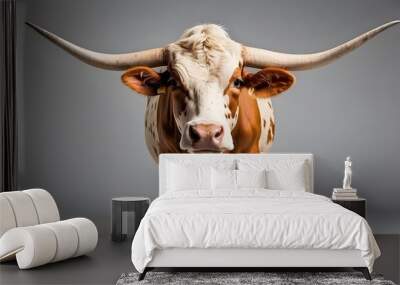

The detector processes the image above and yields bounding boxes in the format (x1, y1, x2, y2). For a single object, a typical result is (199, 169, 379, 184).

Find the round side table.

(111, 197, 150, 242)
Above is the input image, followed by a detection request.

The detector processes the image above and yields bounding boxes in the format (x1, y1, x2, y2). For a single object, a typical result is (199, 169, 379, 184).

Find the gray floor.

(0, 235, 399, 285)
(0, 235, 133, 285)
(374, 235, 400, 284)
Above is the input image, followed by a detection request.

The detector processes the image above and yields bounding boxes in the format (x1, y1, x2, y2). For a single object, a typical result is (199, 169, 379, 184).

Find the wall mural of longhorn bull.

(27, 21, 399, 162)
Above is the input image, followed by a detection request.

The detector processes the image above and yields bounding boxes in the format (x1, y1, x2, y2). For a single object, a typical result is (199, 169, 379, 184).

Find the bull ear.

(244, 68, 295, 98)
(121, 66, 163, 96)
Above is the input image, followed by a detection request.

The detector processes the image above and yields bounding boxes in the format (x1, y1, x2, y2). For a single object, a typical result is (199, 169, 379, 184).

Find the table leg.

(112, 201, 123, 242)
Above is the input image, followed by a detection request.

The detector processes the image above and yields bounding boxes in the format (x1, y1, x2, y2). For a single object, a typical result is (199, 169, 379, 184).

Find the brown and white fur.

(144, 95, 275, 161)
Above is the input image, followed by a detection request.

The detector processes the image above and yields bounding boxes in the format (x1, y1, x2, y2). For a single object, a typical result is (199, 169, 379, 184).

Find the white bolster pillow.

(0, 218, 98, 269)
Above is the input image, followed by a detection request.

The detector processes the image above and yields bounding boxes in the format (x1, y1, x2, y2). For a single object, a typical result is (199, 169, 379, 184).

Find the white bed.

(131, 153, 380, 280)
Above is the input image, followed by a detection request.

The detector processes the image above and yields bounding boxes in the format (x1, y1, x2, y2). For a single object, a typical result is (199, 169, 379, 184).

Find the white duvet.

(131, 189, 380, 273)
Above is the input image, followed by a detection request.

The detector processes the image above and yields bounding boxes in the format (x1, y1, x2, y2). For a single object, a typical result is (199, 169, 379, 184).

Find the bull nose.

(188, 123, 224, 146)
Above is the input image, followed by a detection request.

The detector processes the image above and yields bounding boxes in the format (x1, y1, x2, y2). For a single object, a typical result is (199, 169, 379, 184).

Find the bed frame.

(139, 153, 371, 280)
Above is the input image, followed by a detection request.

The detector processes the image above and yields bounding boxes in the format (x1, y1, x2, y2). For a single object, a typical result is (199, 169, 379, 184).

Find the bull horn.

(26, 22, 167, 70)
(243, 20, 400, 70)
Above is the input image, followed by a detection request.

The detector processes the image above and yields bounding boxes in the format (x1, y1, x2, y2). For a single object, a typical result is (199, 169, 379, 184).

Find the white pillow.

(238, 159, 308, 191)
(167, 163, 212, 191)
(212, 168, 236, 190)
(266, 163, 307, 191)
(236, 169, 268, 189)
(211, 168, 268, 190)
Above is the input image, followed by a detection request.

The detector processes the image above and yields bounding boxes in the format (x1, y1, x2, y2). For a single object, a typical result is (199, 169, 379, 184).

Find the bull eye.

(167, 78, 178, 87)
(233, 78, 244, 89)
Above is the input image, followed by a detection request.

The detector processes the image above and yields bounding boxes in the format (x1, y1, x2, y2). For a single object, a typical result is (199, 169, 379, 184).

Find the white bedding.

(131, 189, 380, 273)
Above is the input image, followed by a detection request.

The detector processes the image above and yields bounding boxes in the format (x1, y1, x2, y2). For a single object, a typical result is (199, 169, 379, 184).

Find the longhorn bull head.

(26, 21, 399, 158)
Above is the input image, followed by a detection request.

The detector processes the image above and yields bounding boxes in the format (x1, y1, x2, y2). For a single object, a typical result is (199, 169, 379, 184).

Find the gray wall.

(17, 0, 400, 235)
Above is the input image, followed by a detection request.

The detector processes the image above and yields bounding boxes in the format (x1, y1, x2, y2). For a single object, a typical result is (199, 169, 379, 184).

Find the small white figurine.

(342, 156, 352, 189)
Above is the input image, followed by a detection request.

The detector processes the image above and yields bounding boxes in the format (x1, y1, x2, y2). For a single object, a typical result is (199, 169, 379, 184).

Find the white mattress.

(131, 189, 380, 273)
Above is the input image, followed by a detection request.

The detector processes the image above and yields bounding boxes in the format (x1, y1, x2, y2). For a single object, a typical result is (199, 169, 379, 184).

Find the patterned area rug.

(116, 272, 396, 285)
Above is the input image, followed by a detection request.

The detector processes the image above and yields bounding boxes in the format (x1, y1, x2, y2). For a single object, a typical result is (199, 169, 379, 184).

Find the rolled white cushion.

(0, 196, 17, 237)
(0, 226, 57, 268)
(23, 189, 60, 223)
(0, 218, 98, 269)
(66, 218, 98, 257)
(42, 221, 79, 262)
(0, 191, 39, 227)
(0, 189, 60, 238)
